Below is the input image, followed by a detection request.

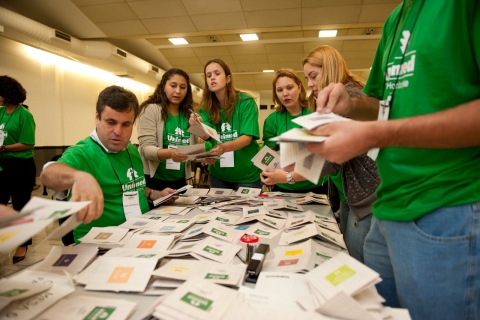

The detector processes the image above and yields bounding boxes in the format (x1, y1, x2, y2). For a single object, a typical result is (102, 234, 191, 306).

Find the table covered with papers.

(1, 189, 410, 320)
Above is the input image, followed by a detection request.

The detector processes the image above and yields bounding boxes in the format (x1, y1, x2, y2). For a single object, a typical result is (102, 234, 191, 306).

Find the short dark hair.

(0, 75, 27, 105)
(96, 86, 139, 119)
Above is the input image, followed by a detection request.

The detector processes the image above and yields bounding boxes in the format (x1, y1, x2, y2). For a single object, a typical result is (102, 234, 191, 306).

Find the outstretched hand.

(70, 171, 104, 224)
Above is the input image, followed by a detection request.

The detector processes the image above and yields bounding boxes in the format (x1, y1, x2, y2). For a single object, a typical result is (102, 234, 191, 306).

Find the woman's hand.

(170, 148, 188, 162)
(188, 112, 203, 126)
(260, 168, 288, 185)
(208, 144, 225, 157)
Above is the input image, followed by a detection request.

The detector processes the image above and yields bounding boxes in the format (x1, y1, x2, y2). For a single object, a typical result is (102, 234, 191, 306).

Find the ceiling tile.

(363, 0, 401, 4)
(193, 47, 232, 57)
(161, 48, 197, 58)
(302, 6, 362, 25)
(190, 12, 247, 31)
(240, 0, 301, 11)
(302, 0, 362, 7)
(268, 53, 303, 64)
(72, 0, 122, 6)
(96, 20, 149, 36)
(180, 65, 205, 74)
(147, 38, 171, 45)
(265, 43, 304, 54)
(227, 44, 266, 55)
(232, 54, 268, 64)
(167, 57, 203, 67)
(235, 63, 270, 72)
(181, 0, 243, 15)
(142, 16, 197, 34)
(78, 3, 138, 23)
(341, 50, 377, 60)
(245, 9, 301, 28)
(128, 0, 187, 19)
(359, 3, 400, 23)
(262, 31, 304, 40)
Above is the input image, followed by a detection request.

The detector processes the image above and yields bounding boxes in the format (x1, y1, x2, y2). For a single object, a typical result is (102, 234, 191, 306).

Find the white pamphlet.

(32, 245, 98, 275)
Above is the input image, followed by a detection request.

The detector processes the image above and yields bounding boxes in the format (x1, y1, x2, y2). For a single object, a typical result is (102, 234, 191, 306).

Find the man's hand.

(316, 83, 353, 116)
(306, 121, 376, 164)
(70, 171, 104, 224)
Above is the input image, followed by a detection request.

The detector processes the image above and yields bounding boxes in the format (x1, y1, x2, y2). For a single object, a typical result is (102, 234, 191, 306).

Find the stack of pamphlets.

(207, 188, 235, 196)
(78, 226, 133, 247)
(122, 234, 178, 251)
(201, 221, 244, 243)
(303, 252, 384, 319)
(0, 197, 90, 253)
(152, 259, 246, 288)
(0, 279, 51, 311)
(264, 239, 344, 273)
(37, 295, 137, 320)
(153, 185, 193, 206)
(190, 237, 242, 264)
(0, 270, 75, 320)
(145, 218, 196, 233)
(117, 216, 167, 229)
(263, 199, 304, 211)
(183, 188, 209, 196)
(251, 145, 280, 171)
(245, 222, 282, 240)
(32, 245, 98, 275)
(84, 256, 158, 292)
(235, 187, 262, 197)
(292, 195, 330, 205)
(153, 277, 239, 320)
(279, 223, 347, 250)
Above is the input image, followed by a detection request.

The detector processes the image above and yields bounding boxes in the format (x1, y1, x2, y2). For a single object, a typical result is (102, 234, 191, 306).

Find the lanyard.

(0, 106, 19, 130)
(91, 137, 137, 191)
(381, 0, 425, 108)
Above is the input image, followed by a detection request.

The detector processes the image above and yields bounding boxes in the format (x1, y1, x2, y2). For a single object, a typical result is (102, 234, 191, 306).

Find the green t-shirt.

(200, 93, 261, 183)
(364, 0, 480, 221)
(262, 108, 328, 191)
(0, 105, 35, 159)
(153, 112, 190, 181)
(58, 137, 150, 242)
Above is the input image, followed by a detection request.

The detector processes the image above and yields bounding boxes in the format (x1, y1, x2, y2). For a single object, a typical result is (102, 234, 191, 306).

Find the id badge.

(367, 99, 391, 161)
(220, 151, 235, 167)
(123, 191, 142, 220)
(0, 130, 4, 146)
(166, 145, 181, 170)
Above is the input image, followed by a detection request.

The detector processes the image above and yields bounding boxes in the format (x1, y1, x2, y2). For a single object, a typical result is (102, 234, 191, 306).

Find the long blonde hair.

(302, 45, 366, 108)
(201, 58, 241, 125)
(271, 68, 309, 112)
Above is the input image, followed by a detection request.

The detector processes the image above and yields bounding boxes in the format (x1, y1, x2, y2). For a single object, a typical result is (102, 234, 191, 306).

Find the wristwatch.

(286, 172, 295, 185)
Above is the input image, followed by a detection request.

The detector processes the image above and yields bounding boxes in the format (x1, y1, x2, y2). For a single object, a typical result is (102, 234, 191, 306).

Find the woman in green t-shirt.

(0, 75, 36, 263)
(189, 58, 262, 190)
(261, 68, 328, 194)
(137, 68, 195, 198)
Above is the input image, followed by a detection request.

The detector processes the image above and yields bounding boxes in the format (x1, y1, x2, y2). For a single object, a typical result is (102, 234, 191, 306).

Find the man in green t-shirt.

(41, 86, 175, 242)
(304, 2, 480, 319)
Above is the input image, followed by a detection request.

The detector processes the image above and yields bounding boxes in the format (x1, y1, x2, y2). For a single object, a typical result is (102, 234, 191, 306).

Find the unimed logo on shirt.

(220, 122, 238, 141)
(122, 168, 146, 192)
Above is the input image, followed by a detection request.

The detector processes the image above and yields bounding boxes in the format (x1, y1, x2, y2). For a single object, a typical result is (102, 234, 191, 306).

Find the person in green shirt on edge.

(189, 58, 262, 190)
(260, 68, 328, 195)
(306, 2, 480, 319)
(137, 68, 197, 207)
(41, 86, 176, 243)
(0, 75, 36, 263)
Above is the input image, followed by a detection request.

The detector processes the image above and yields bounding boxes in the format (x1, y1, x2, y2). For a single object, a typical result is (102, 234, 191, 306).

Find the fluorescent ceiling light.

(318, 30, 337, 37)
(240, 34, 258, 41)
(168, 38, 188, 45)
(263, 70, 274, 73)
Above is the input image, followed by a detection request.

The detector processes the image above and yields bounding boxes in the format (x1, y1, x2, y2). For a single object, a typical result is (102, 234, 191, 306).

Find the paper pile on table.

(279, 223, 347, 250)
(37, 295, 137, 320)
(152, 258, 246, 288)
(153, 277, 239, 320)
(32, 245, 98, 275)
(0, 278, 51, 311)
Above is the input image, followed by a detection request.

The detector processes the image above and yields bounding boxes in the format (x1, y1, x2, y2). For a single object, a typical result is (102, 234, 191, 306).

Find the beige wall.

(0, 36, 280, 146)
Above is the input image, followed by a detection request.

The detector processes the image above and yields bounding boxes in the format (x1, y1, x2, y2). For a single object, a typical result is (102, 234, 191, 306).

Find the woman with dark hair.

(0, 75, 36, 263)
(137, 68, 196, 199)
(189, 58, 261, 189)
